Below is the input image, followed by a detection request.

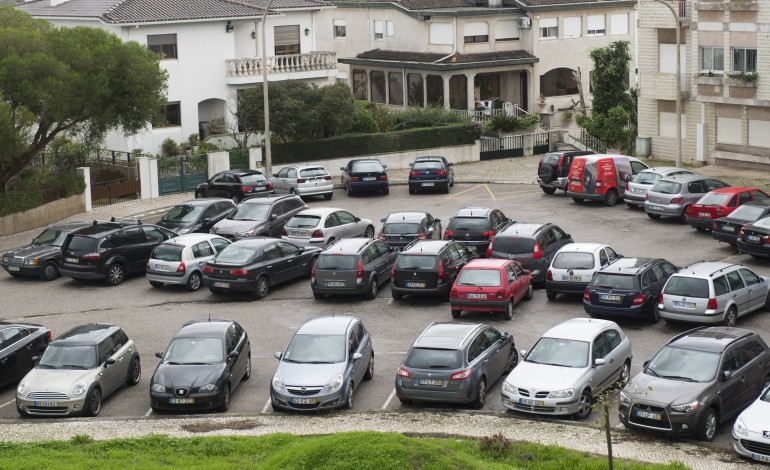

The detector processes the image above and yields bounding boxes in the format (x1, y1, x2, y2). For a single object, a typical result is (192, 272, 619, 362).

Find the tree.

(0, 8, 168, 192)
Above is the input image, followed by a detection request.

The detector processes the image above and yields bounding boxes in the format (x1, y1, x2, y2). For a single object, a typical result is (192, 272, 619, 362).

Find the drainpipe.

(433, 16, 457, 63)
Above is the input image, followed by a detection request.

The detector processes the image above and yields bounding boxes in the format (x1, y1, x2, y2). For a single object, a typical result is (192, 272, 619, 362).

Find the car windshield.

(591, 273, 636, 290)
(754, 217, 770, 229)
(729, 204, 766, 221)
(698, 193, 730, 206)
(646, 345, 719, 382)
(300, 168, 328, 178)
(227, 203, 270, 221)
(404, 348, 462, 369)
(152, 244, 183, 262)
(351, 161, 384, 173)
(526, 337, 589, 368)
(632, 172, 662, 185)
(164, 337, 224, 364)
(448, 217, 488, 231)
(492, 237, 535, 254)
(651, 181, 681, 195)
(552, 252, 595, 270)
(664, 276, 709, 298)
(286, 215, 321, 229)
(213, 245, 256, 264)
(283, 334, 345, 363)
(38, 344, 97, 369)
(383, 223, 420, 235)
(397, 255, 437, 270)
(66, 235, 98, 252)
(316, 254, 357, 270)
(33, 228, 70, 247)
(413, 161, 443, 171)
(456, 269, 501, 287)
(240, 174, 268, 185)
(162, 204, 204, 223)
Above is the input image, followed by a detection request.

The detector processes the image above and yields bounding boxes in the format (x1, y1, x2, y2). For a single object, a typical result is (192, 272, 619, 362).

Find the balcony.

(225, 52, 337, 85)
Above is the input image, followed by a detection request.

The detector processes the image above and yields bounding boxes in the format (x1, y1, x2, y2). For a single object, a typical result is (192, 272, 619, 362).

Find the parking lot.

(1, 182, 768, 451)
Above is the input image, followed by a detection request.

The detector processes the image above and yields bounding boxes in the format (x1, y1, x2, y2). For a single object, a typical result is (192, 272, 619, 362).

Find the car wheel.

(697, 408, 718, 442)
(572, 197, 584, 203)
(503, 300, 514, 321)
(186, 272, 202, 292)
(290, 188, 296, 195)
(218, 384, 231, 412)
(573, 390, 592, 420)
(383, 187, 389, 195)
(604, 189, 618, 207)
(231, 193, 243, 204)
(149, 281, 164, 288)
(524, 284, 534, 301)
(679, 207, 690, 224)
(105, 263, 125, 286)
(505, 346, 518, 372)
(647, 304, 661, 324)
(84, 387, 102, 417)
(451, 308, 462, 319)
(344, 383, 354, 410)
(409, 186, 416, 195)
(617, 360, 631, 386)
(313, 292, 324, 300)
(364, 225, 375, 239)
(195, 189, 205, 198)
(40, 262, 60, 282)
(723, 306, 737, 327)
(254, 276, 269, 299)
(764, 292, 770, 311)
(626, 202, 636, 209)
(450, 178, 455, 188)
(366, 276, 379, 300)
(243, 354, 252, 381)
(364, 354, 374, 381)
(646, 212, 662, 220)
(392, 291, 404, 301)
(541, 186, 557, 195)
(271, 403, 282, 412)
(695, 226, 706, 232)
(471, 378, 486, 410)
(324, 192, 333, 200)
(762, 376, 770, 391)
(346, 185, 354, 197)
(127, 357, 141, 386)
(209, 288, 226, 295)
(546, 290, 557, 301)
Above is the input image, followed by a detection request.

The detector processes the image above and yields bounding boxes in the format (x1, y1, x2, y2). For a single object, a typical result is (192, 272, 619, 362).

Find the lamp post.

(652, 0, 683, 167)
(261, 0, 274, 176)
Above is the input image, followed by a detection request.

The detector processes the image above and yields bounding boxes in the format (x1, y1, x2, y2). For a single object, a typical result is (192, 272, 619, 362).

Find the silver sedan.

(282, 207, 375, 248)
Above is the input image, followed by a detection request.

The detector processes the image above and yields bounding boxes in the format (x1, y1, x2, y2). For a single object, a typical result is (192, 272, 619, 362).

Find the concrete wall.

(0, 194, 85, 237)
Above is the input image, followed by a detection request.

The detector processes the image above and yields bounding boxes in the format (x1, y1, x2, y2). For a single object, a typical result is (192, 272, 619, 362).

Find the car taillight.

(380, 175, 388, 181)
(486, 238, 494, 257)
(450, 369, 472, 381)
(281, 228, 288, 237)
(738, 229, 745, 239)
(546, 269, 553, 281)
(311, 260, 317, 280)
(351, 176, 360, 182)
(712, 220, 718, 230)
(296, 179, 306, 184)
(450, 287, 458, 298)
(645, 193, 650, 201)
(240, 186, 252, 192)
(324, 176, 332, 181)
(437, 260, 446, 280)
(670, 197, 684, 204)
(418, 232, 426, 239)
(397, 367, 411, 378)
(356, 259, 364, 281)
(707, 298, 718, 310)
(83, 253, 101, 260)
(391, 263, 396, 277)
(267, 182, 274, 189)
(716, 208, 725, 217)
(437, 170, 447, 176)
(686, 206, 694, 216)
(658, 293, 663, 305)
(632, 294, 645, 306)
(764, 235, 770, 245)
(482, 230, 495, 239)
(583, 288, 591, 302)
(176, 262, 186, 273)
(533, 242, 542, 259)
(378, 233, 386, 241)
(409, 171, 419, 177)
(46, 331, 52, 342)
(230, 268, 250, 276)
(443, 230, 453, 239)
(146, 262, 150, 270)
(496, 288, 506, 299)
(311, 229, 324, 239)
(203, 266, 213, 273)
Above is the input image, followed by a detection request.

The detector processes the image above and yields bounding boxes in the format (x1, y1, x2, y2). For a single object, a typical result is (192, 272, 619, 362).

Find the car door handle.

(288, 260, 294, 263)
(610, 358, 614, 363)
(0, 358, 7, 364)
(267, 265, 273, 269)
(26, 344, 33, 350)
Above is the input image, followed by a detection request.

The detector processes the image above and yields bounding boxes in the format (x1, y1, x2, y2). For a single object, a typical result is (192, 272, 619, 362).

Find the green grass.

(0, 432, 690, 470)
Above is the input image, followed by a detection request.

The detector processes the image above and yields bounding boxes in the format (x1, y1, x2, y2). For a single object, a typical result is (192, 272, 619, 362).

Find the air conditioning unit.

(517, 17, 531, 29)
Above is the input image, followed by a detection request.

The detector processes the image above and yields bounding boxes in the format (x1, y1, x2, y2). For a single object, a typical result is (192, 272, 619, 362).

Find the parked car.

(0, 322, 51, 388)
(583, 257, 678, 323)
(396, 322, 516, 408)
(645, 174, 729, 222)
(658, 262, 770, 327)
(502, 318, 632, 419)
(537, 150, 595, 195)
(16, 323, 141, 417)
(202, 238, 321, 299)
(449, 259, 533, 320)
(146, 234, 231, 291)
(712, 201, 770, 246)
(620, 326, 770, 441)
(737, 217, 770, 258)
(686, 187, 770, 232)
(545, 243, 622, 301)
(340, 159, 389, 196)
(150, 319, 250, 412)
(378, 211, 443, 250)
(311, 238, 398, 300)
(408, 157, 454, 194)
(1, 222, 90, 281)
(624, 167, 695, 209)
(271, 164, 334, 200)
(487, 222, 573, 283)
(210, 194, 307, 241)
(391, 240, 476, 300)
(60, 221, 177, 286)
(282, 208, 374, 248)
(732, 381, 770, 463)
(566, 154, 648, 206)
(443, 207, 511, 256)
(270, 316, 373, 411)
(194, 170, 274, 202)
(156, 198, 234, 235)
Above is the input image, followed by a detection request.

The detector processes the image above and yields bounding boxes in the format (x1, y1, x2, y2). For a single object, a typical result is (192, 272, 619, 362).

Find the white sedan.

(733, 383, 770, 463)
(281, 208, 375, 247)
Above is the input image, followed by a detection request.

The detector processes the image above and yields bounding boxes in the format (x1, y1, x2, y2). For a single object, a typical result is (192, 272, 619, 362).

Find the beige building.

(638, 0, 769, 168)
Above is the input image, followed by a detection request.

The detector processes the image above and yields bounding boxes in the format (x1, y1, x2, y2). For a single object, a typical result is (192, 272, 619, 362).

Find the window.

(587, 15, 605, 35)
(98, 337, 116, 364)
(407, 73, 424, 107)
(388, 72, 404, 106)
(599, 250, 608, 266)
(430, 23, 453, 45)
(370, 71, 386, 103)
(605, 330, 621, 350)
(154, 103, 181, 128)
(611, 13, 629, 35)
(733, 48, 757, 73)
(277, 242, 299, 256)
(540, 68, 578, 97)
(467, 333, 488, 363)
(337, 211, 356, 225)
(274, 25, 300, 55)
(752, 190, 769, 200)
(563, 17, 581, 38)
(726, 271, 745, 291)
(426, 75, 444, 106)
(495, 20, 519, 41)
(659, 44, 687, 74)
(352, 70, 368, 100)
(540, 18, 558, 38)
(211, 238, 230, 253)
(374, 20, 384, 40)
(0, 327, 28, 349)
(641, 269, 657, 287)
(386, 20, 394, 37)
(713, 275, 730, 296)
(606, 247, 617, 259)
(700, 46, 724, 72)
(334, 19, 346, 39)
(143, 226, 167, 243)
(147, 34, 177, 59)
(192, 241, 213, 258)
(262, 244, 283, 260)
(464, 22, 489, 43)
(739, 268, 761, 286)
(123, 227, 147, 245)
(593, 334, 610, 360)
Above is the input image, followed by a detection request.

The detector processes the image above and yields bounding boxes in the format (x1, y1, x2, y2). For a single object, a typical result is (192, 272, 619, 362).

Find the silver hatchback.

(146, 234, 231, 291)
(645, 175, 729, 222)
(625, 167, 694, 209)
(272, 164, 334, 200)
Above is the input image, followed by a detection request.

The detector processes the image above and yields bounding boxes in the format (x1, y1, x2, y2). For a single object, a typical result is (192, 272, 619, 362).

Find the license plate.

(363, 177, 376, 181)
(291, 230, 309, 237)
(519, 398, 545, 407)
(600, 294, 622, 302)
(213, 282, 230, 288)
(753, 453, 770, 463)
(467, 293, 487, 299)
(648, 204, 663, 212)
(254, 186, 265, 191)
(156, 264, 170, 271)
(635, 410, 662, 420)
(325, 281, 346, 287)
(571, 180, 581, 185)
(33, 401, 58, 407)
(169, 398, 194, 404)
(66, 257, 79, 263)
(292, 398, 317, 405)
(633, 188, 644, 194)
(467, 246, 477, 252)
(747, 235, 761, 242)
(561, 275, 581, 281)
(722, 225, 735, 232)
(421, 182, 435, 187)
(8, 266, 20, 272)
(405, 281, 426, 288)
(698, 212, 710, 217)
(417, 378, 444, 386)
(673, 301, 696, 308)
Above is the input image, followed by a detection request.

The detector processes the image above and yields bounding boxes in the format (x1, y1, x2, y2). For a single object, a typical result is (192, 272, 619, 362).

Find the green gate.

(229, 149, 249, 169)
(158, 154, 208, 195)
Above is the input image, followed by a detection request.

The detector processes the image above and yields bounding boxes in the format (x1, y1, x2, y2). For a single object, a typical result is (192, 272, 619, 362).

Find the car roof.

(464, 258, 510, 269)
(177, 319, 232, 337)
(499, 222, 545, 237)
(709, 186, 761, 194)
(542, 318, 616, 341)
(71, 222, 143, 237)
(294, 207, 344, 217)
(242, 194, 297, 204)
(385, 212, 427, 223)
(573, 154, 636, 162)
(164, 234, 226, 247)
(640, 167, 686, 174)
(349, 158, 382, 164)
(672, 261, 740, 278)
(323, 238, 371, 253)
(600, 257, 659, 274)
(669, 326, 754, 352)
(0, 321, 45, 329)
(231, 238, 278, 249)
(655, 174, 714, 184)
(283, 164, 326, 170)
(297, 316, 356, 335)
(402, 240, 450, 255)
(742, 200, 770, 207)
(414, 322, 482, 349)
(225, 170, 263, 176)
(48, 222, 92, 231)
(415, 155, 444, 160)
(177, 198, 231, 206)
(453, 207, 492, 217)
(55, 323, 118, 343)
(556, 242, 607, 254)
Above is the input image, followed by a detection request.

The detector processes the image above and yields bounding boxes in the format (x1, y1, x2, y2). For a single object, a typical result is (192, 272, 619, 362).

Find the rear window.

(240, 173, 268, 185)
(397, 255, 437, 270)
(213, 245, 256, 264)
(316, 254, 357, 270)
(651, 181, 681, 195)
(729, 205, 766, 221)
(404, 348, 462, 369)
(632, 172, 661, 185)
(698, 193, 730, 206)
(351, 161, 384, 173)
(591, 273, 636, 290)
(383, 223, 420, 234)
(456, 269, 501, 287)
(413, 161, 443, 171)
(492, 237, 535, 254)
(664, 276, 710, 298)
(552, 252, 595, 270)
(541, 154, 560, 166)
(299, 168, 328, 178)
(67, 235, 98, 252)
(152, 244, 183, 262)
(162, 204, 203, 223)
(447, 217, 489, 231)
(754, 217, 770, 229)
(285, 215, 321, 228)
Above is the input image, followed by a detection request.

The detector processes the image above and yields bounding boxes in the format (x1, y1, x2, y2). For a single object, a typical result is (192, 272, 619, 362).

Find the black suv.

(194, 170, 274, 203)
(391, 240, 476, 300)
(60, 221, 176, 285)
(1, 222, 91, 281)
(537, 150, 595, 194)
(443, 207, 510, 256)
(408, 157, 454, 194)
(583, 257, 678, 323)
(340, 158, 389, 196)
(487, 222, 573, 283)
(378, 211, 442, 250)
(156, 198, 235, 235)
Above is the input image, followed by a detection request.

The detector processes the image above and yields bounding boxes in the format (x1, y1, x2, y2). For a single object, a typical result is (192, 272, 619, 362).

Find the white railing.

(226, 52, 337, 77)
(451, 102, 529, 122)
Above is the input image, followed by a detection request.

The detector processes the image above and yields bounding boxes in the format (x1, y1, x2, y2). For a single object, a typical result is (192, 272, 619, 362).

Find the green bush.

(0, 167, 85, 217)
(483, 113, 540, 133)
(161, 138, 181, 157)
(392, 106, 463, 130)
(351, 109, 379, 134)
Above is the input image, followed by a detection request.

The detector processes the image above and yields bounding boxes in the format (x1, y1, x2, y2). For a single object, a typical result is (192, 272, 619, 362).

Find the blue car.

(340, 159, 389, 196)
(408, 156, 454, 194)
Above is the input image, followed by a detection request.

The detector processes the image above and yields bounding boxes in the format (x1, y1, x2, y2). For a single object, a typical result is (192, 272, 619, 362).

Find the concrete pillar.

(422, 73, 428, 108)
(136, 157, 153, 200)
(523, 134, 534, 156)
(466, 72, 475, 110)
(442, 74, 450, 110)
(76, 167, 92, 212)
(207, 150, 230, 178)
(149, 158, 159, 198)
(249, 147, 263, 169)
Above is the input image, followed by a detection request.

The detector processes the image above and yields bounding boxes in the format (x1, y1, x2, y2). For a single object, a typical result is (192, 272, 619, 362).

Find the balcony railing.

(679, 0, 687, 20)
(226, 52, 336, 77)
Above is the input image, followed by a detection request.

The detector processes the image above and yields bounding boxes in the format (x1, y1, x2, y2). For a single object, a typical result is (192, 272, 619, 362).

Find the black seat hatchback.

(443, 207, 510, 256)
(390, 240, 476, 300)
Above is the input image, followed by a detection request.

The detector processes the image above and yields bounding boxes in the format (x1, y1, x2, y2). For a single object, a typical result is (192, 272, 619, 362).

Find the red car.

(685, 187, 770, 231)
(449, 259, 533, 321)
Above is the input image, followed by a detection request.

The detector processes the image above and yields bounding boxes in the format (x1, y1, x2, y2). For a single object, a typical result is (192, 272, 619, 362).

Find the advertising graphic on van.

(567, 155, 647, 207)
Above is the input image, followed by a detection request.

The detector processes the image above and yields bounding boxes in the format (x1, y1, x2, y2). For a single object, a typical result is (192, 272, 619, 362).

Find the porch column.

(402, 69, 407, 109)
(442, 73, 451, 110)
(465, 72, 475, 110)
(422, 73, 428, 108)
(384, 69, 390, 105)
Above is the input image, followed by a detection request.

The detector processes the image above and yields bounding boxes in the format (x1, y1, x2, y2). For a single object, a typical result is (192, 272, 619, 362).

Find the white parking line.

(144, 408, 152, 417)
(261, 398, 272, 413)
(381, 388, 396, 410)
(0, 399, 15, 410)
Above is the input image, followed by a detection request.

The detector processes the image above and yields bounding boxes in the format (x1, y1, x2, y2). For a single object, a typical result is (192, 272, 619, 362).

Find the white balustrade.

(226, 52, 337, 77)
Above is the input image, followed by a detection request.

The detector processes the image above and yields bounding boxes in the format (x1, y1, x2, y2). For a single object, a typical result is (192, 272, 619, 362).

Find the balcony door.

(275, 25, 300, 56)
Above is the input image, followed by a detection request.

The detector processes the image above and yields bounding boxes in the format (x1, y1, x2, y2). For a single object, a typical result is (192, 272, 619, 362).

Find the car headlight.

(502, 382, 518, 395)
(324, 373, 344, 394)
(548, 388, 575, 399)
(199, 383, 217, 392)
(72, 381, 87, 396)
(671, 400, 700, 413)
(177, 228, 190, 235)
(734, 416, 749, 437)
(619, 390, 631, 406)
(23, 259, 39, 266)
(237, 230, 256, 237)
(272, 372, 283, 392)
(2, 255, 8, 263)
(151, 383, 167, 393)
(17, 380, 27, 395)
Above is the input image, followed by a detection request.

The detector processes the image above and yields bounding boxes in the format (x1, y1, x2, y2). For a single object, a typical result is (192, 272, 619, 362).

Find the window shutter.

(495, 20, 518, 40)
(374, 20, 384, 34)
(610, 14, 628, 35)
(274, 25, 300, 45)
(464, 22, 488, 37)
(540, 18, 557, 29)
(563, 17, 581, 38)
(430, 23, 453, 44)
(587, 15, 604, 32)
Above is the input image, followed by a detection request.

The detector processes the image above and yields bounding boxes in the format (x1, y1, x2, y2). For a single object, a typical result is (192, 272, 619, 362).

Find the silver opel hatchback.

(147, 234, 231, 291)
(645, 175, 728, 222)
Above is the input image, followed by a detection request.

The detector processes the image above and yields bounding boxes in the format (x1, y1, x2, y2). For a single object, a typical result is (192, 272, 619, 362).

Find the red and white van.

(566, 155, 648, 207)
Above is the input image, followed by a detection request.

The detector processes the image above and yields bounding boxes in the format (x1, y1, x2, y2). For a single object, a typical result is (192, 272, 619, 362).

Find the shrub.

(351, 109, 379, 134)
(483, 113, 540, 133)
(0, 167, 85, 217)
(197, 142, 219, 153)
(478, 433, 512, 461)
(161, 138, 181, 157)
(392, 106, 463, 130)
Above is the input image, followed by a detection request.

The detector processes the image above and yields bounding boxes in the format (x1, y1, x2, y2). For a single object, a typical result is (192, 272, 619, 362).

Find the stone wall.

(0, 194, 85, 237)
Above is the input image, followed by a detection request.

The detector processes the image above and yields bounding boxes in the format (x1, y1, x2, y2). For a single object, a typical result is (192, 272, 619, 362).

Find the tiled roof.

(16, 0, 122, 19)
(514, 0, 633, 7)
(354, 49, 536, 64)
(397, 0, 475, 9)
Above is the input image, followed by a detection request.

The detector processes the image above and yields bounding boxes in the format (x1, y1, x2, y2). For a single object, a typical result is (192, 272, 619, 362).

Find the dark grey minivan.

(487, 222, 573, 283)
(311, 238, 398, 300)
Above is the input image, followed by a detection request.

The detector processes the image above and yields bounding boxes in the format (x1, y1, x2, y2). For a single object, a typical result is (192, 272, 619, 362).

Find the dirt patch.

(182, 419, 263, 433)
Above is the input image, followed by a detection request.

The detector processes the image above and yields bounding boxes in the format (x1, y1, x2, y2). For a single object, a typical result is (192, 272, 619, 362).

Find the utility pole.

(261, 0, 274, 176)
(652, 0, 683, 167)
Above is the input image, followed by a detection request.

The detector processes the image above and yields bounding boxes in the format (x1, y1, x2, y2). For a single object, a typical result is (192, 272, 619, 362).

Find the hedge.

(271, 123, 480, 164)
(0, 168, 86, 218)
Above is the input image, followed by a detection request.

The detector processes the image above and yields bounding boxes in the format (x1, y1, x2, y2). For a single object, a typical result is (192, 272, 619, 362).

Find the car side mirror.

(272, 173, 278, 177)
(271, 214, 278, 220)
(352, 352, 363, 361)
(202, 218, 212, 225)
(228, 351, 239, 360)
(380, 218, 386, 223)
(155, 352, 164, 359)
(519, 349, 527, 357)
(448, 163, 453, 167)
(383, 164, 388, 169)
(274, 351, 282, 360)
(31, 355, 39, 364)
(354, 217, 361, 222)
(722, 370, 733, 381)
(105, 358, 116, 366)
(643, 360, 649, 368)
(339, 167, 346, 171)
(434, 219, 441, 223)
(594, 358, 606, 367)
(408, 163, 414, 167)
(297, 246, 305, 252)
